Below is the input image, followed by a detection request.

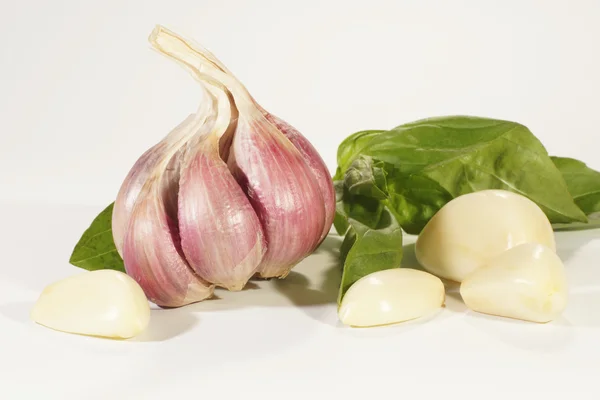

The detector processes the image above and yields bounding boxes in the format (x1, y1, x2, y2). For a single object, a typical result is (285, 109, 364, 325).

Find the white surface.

(1, 204, 600, 400)
(1, 1, 600, 399)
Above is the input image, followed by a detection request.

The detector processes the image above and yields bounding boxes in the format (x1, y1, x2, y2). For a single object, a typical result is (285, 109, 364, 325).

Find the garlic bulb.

(31, 270, 150, 339)
(338, 269, 445, 327)
(460, 243, 567, 323)
(415, 190, 556, 282)
(112, 26, 334, 306)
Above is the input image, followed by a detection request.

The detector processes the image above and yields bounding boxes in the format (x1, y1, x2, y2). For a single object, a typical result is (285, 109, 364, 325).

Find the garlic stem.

(149, 26, 257, 114)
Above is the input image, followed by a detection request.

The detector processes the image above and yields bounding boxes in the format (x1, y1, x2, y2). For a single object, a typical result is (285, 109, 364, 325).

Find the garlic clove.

(113, 112, 209, 256)
(338, 268, 445, 327)
(123, 149, 214, 307)
(415, 190, 556, 282)
(112, 115, 191, 256)
(178, 88, 266, 290)
(263, 111, 336, 242)
(460, 243, 567, 323)
(178, 138, 266, 291)
(31, 270, 150, 339)
(228, 115, 327, 278)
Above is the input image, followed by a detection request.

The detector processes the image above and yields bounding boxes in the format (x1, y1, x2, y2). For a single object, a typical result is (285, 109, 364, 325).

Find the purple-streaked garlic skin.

(113, 145, 166, 257)
(263, 112, 335, 242)
(228, 115, 327, 278)
(122, 155, 214, 308)
(112, 114, 197, 256)
(178, 137, 266, 291)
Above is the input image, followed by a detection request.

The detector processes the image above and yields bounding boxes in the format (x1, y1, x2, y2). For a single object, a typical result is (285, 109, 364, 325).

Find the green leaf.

(343, 156, 389, 200)
(69, 203, 125, 273)
(334, 130, 385, 180)
(333, 181, 350, 235)
(333, 172, 385, 236)
(553, 213, 600, 231)
(335, 156, 403, 303)
(336, 116, 587, 233)
(552, 156, 600, 215)
(385, 172, 454, 234)
(552, 156, 600, 230)
(339, 227, 357, 267)
(338, 207, 403, 304)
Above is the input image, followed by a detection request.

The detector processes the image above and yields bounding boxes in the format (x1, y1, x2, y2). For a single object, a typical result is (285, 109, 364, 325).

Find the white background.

(1, 1, 600, 399)
(2, 0, 600, 206)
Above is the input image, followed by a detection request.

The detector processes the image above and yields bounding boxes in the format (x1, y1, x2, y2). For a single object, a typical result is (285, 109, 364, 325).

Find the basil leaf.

(336, 156, 403, 303)
(552, 157, 600, 215)
(333, 172, 385, 236)
(343, 156, 389, 200)
(334, 130, 385, 180)
(338, 208, 403, 304)
(69, 203, 125, 272)
(337, 116, 587, 233)
(333, 181, 351, 235)
(552, 156, 600, 230)
(339, 227, 357, 267)
(385, 171, 454, 234)
(553, 213, 600, 231)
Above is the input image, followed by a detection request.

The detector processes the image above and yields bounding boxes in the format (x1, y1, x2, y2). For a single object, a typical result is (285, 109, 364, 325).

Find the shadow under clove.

(444, 287, 468, 313)
(0, 301, 34, 325)
(273, 268, 340, 308)
(272, 235, 343, 326)
(132, 307, 199, 342)
(400, 242, 426, 271)
(177, 234, 343, 320)
(313, 233, 342, 257)
(555, 229, 599, 262)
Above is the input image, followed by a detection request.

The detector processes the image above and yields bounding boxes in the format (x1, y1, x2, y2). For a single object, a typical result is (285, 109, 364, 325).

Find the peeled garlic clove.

(31, 270, 150, 339)
(263, 111, 336, 242)
(415, 190, 556, 282)
(460, 243, 567, 323)
(178, 88, 266, 290)
(112, 113, 203, 256)
(339, 268, 445, 327)
(123, 150, 214, 307)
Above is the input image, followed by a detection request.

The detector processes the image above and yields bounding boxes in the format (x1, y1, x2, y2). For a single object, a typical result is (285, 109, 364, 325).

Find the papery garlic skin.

(415, 190, 556, 282)
(228, 115, 327, 278)
(31, 270, 150, 339)
(460, 243, 567, 323)
(112, 114, 202, 256)
(123, 164, 214, 307)
(113, 69, 216, 306)
(338, 268, 445, 327)
(263, 112, 336, 242)
(178, 124, 265, 290)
